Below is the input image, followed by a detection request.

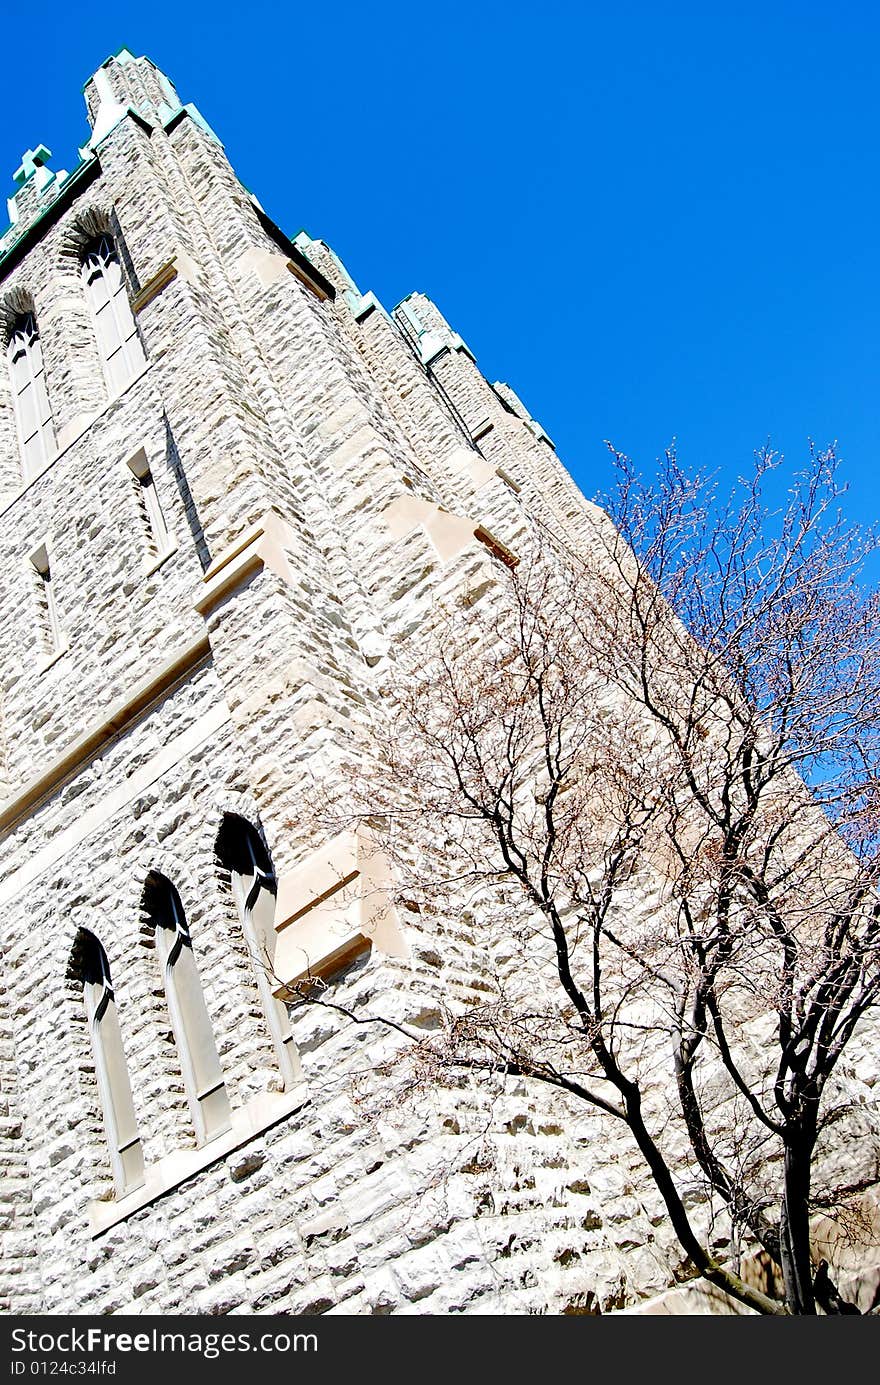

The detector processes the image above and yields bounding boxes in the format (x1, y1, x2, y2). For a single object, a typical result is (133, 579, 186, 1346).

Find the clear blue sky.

(3, 2, 878, 544)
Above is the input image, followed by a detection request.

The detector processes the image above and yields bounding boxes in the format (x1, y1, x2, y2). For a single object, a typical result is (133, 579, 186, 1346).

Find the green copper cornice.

(0, 158, 101, 280)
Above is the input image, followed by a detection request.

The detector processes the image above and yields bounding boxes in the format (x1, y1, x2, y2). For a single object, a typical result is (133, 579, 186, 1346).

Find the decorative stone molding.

(393, 295, 476, 368)
(0, 632, 211, 837)
(0, 284, 35, 339)
(495, 467, 522, 493)
(381, 492, 519, 569)
(236, 244, 333, 301)
(351, 289, 387, 323)
(131, 259, 178, 313)
(473, 526, 519, 569)
(286, 257, 331, 301)
(0, 700, 229, 912)
(272, 829, 409, 996)
(194, 511, 299, 617)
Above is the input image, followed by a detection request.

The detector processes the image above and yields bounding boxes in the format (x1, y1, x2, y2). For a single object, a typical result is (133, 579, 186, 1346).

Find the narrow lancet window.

(75, 930, 145, 1196)
(144, 874, 231, 1145)
(7, 312, 54, 476)
(126, 447, 170, 560)
(29, 542, 64, 658)
(81, 234, 146, 394)
(217, 815, 298, 1088)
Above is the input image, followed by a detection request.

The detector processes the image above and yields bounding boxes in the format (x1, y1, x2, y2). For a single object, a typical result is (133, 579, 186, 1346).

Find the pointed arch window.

(81, 234, 146, 394)
(217, 815, 298, 1088)
(145, 874, 231, 1145)
(7, 312, 54, 476)
(75, 930, 145, 1196)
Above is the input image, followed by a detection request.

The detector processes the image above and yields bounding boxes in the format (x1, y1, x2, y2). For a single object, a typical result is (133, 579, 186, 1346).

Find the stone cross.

(13, 145, 53, 186)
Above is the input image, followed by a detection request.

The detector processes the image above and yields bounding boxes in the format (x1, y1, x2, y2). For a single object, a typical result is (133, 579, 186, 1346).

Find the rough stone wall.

(0, 50, 876, 1318)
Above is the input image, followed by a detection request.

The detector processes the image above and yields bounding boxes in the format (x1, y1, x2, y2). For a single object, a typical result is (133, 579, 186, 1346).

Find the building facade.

(0, 50, 876, 1317)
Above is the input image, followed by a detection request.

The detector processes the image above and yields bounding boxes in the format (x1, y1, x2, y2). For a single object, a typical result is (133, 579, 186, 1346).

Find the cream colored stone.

(236, 245, 289, 289)
(273, 829, 409, 993)
(382, 494, 480, 563)
(194, 511, 299, 615)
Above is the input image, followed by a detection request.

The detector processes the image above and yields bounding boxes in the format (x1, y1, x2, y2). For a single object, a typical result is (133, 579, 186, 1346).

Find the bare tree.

(305, 444, 880, 1315)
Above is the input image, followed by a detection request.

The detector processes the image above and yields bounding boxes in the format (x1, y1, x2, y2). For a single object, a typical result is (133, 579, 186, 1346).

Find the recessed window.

(29, 541, 64, 658)
(143, 873, 231, 1147)
(81, 234, 146, 395)
(216, 814, 299, 1089)
(74, 929, 145, 1197)
(7, 312, 54, 477)
(125, 446, 170, 561)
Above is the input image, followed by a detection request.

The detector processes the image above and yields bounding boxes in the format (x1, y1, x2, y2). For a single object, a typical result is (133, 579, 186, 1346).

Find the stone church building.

(0, 50, 875, 1317)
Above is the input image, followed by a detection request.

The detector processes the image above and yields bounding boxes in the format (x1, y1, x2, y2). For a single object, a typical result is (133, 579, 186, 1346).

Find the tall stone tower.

(0, 47, 631, 1317)
(8, 49, 874, 1319)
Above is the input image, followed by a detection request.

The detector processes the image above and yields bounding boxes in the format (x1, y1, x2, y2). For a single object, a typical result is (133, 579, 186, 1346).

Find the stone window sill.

(143, 541, 178, 579)
(36, 641, 69, 676)
(89, 1082, 309, 1238)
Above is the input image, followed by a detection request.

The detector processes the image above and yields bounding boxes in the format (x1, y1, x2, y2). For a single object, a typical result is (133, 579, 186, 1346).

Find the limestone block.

(272, 828, 409, 994)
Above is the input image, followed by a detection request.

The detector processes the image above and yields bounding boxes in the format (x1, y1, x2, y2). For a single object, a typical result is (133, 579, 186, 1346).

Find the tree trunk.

(780, 1135, 816, 1314)
(622, 1088, 787, 1314)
